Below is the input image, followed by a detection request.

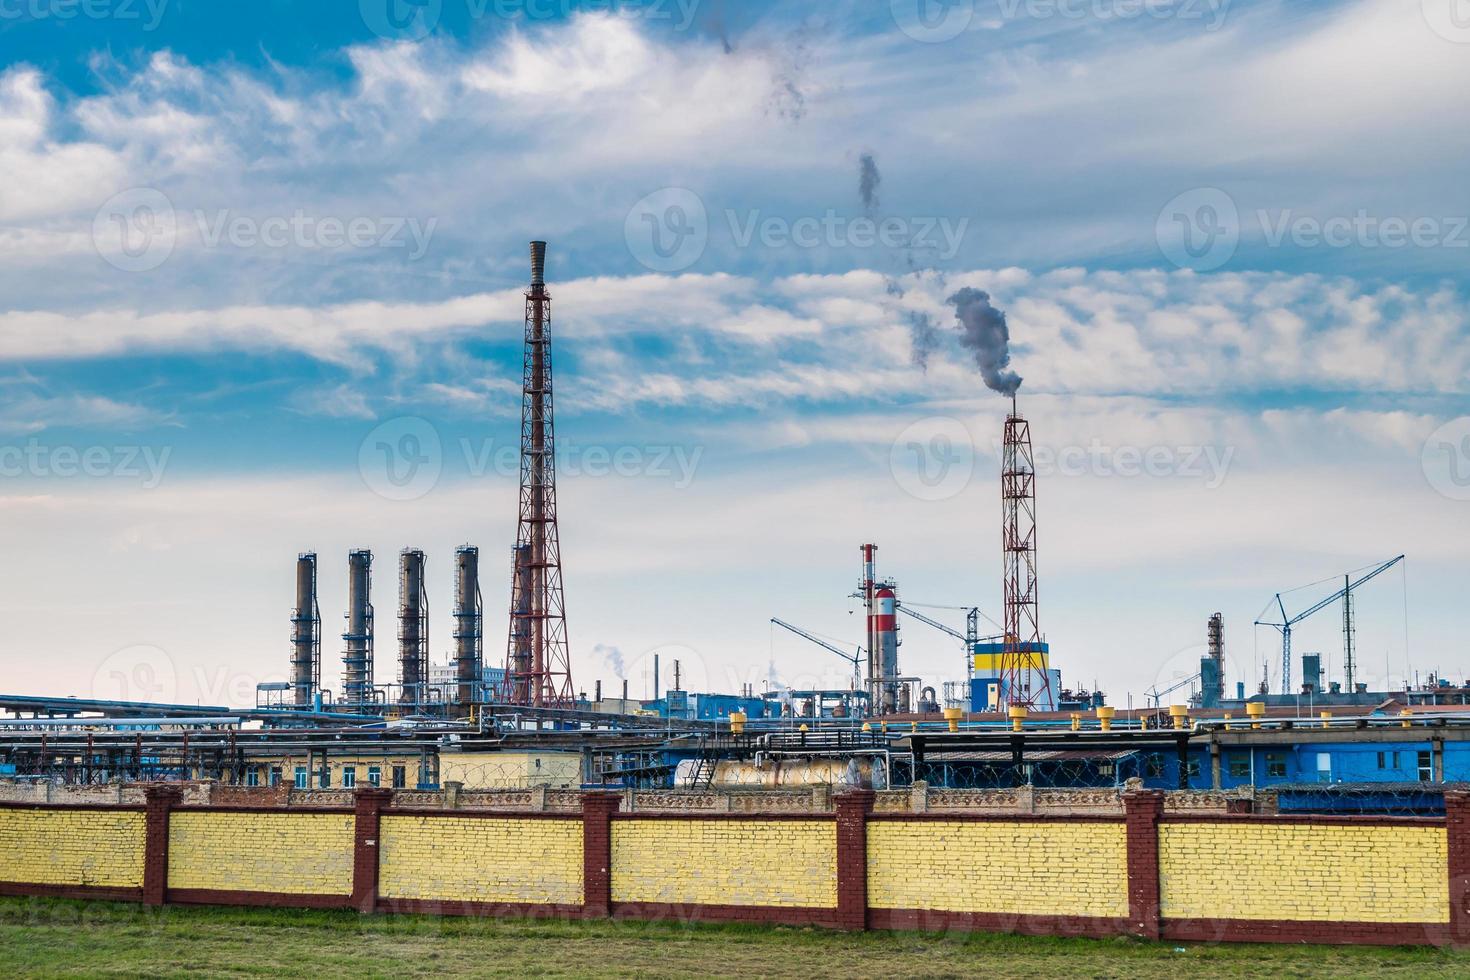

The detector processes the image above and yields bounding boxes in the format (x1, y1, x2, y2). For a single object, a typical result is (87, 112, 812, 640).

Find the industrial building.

(0, 239, 1464, 818)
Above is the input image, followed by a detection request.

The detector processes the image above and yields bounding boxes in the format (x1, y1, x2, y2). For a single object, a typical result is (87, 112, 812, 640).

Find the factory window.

(368, 766, 381, 788)
(1418, 750, 1433, 782)
(318, 767, 330, 789)
(392, 765, 407, 789)
(269, 766, 282, 787)
(1228, 755, 1250, 779)
(1145, 755, 1164, 778)
(293, 766, 308, 790)
(1377, 751, 1401, 770)
(1186, 760, 1201, 779)
(1265, 753, 1287, 778)
(245, 767, 260, 787)
(342, 766, 356, 789)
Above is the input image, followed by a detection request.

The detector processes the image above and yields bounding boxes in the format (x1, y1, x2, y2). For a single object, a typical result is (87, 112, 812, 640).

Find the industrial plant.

(2, 241, 1466, 818)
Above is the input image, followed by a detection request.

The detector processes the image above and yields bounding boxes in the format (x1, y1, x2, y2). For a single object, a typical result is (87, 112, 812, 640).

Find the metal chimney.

(453, 545, 484, 710)
(342, 549, 374, 705)
(1207, 612, 1225, 704)
(529, 240, 547, 290)
(289, 553, 321, 708)
(398, 549, 428, 708)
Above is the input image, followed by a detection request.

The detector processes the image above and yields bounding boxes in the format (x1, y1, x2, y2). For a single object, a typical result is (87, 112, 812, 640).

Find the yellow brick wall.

(1159, 823, 1449, 923)
(0, 808, 145, 888)
(167, 811, 354, 895)
(610, 819, 837, 908)
(378, 815, 583, 905)
(867, 820, 1129, 918)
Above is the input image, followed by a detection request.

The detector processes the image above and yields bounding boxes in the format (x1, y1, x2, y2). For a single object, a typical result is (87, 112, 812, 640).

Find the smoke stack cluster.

(293, 547, 486, 710)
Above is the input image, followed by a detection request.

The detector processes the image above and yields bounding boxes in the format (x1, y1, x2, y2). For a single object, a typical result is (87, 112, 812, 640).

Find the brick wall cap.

(353, 788, 394, 804)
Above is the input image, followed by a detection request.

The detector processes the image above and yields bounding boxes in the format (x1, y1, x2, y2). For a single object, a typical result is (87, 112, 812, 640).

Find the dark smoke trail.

(907, 311, 938, 371)
(858, 153, 881, 213)
(703, 0, 733, 53)
(948, 287, 1022, 396)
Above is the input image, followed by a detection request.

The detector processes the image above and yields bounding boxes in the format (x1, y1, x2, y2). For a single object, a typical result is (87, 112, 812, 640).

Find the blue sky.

(0, 0, 1466, 707)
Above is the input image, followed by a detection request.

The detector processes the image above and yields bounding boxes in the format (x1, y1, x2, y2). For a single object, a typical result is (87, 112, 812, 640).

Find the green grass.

(0, 898, 1466, 979)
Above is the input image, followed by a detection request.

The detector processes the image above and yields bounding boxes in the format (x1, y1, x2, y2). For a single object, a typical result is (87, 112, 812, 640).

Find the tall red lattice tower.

(1000, 396, 1050, 710)
(503, 241, 575, 707)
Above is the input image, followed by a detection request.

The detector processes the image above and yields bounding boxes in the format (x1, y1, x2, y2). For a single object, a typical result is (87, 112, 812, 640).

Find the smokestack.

(289, 553, 321, 708)
(398, 549, 428, 707)
(453, 546, 483, 709)
(595, 679, 602, 703)
(530, 240, 547, 291)
(1207, 613, 1225, 703)
(654, 653, 660, 701)
(342, 549, 374, 705)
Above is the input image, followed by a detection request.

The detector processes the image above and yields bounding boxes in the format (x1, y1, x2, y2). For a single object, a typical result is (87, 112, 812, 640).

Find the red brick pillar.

(834, 789, 875, 932)
(351, 788, 394, 914)
(581, 791, 621, 919)
(142, 784, 184, 906)
(1122, 790, 1164, 939)
(1447, 791, 1470, 946)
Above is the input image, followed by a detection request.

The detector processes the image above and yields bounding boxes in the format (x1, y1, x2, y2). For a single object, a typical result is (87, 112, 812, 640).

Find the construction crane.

(1255, 555, 1405, 696)
(770, 618, 863, 690)
(895, 603, 1005, 682)
(1145, 672, 1201, 709)
(895, 603, 968, 644)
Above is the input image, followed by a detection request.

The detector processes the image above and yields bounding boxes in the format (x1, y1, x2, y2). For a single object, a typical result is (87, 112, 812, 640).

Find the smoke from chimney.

(594, 643, 627, 679)
(907, 311, 939, 371)
(858, 153, 881, 213)
(948, 287, 1022, 396)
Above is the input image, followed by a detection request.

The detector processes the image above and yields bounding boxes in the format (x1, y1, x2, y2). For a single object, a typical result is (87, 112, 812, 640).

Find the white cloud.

(0, 390, 167, 435)
(0, 69, 125, 222)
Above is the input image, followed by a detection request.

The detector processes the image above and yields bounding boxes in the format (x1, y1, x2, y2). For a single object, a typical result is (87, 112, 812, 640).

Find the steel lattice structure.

(1000, 397, 1050, 710)
(503, 242, 575, 707)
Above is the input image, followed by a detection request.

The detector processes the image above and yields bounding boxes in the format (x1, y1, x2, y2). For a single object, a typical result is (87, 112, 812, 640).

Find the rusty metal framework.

(1000, 397, 1050, 710)
(503, 241, 575, 707)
